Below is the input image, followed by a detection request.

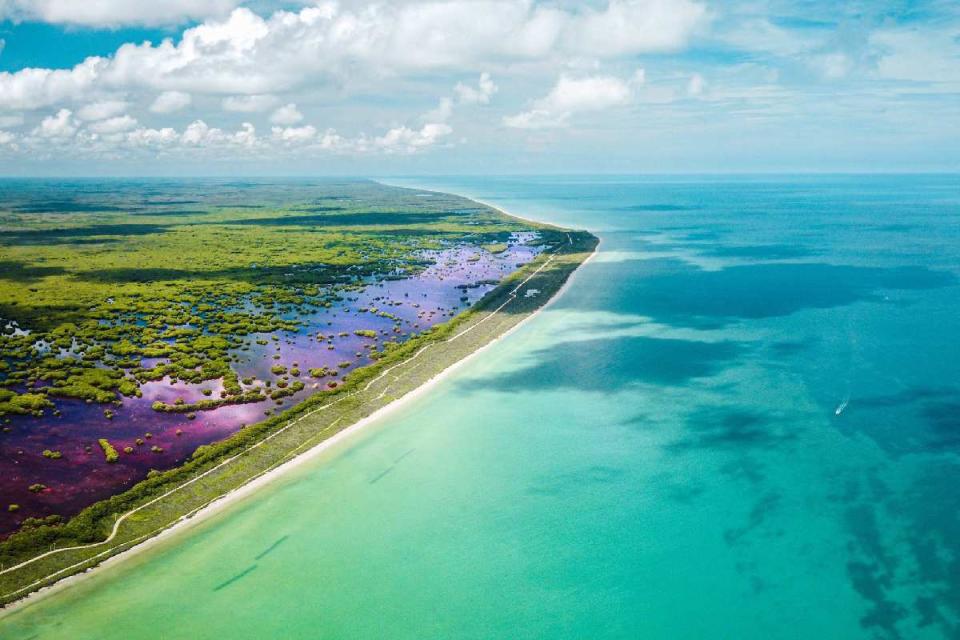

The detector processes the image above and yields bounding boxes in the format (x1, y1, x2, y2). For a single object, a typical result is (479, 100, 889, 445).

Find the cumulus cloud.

(0, 2, 706, 110)
(124, 126, 179, 147)
(150, 91, 192, 113)
(180, 119, 256, 147)
(504, 71, 641, 129)
(4, 108, 462, 158)
(454, 71, 498, 105)
(375, 123, 453, 154)
(0, 0, 240, 27)
(0, 58, 102, 110)
(269, 103, 303, 126)
(271, 124, 316, 143)
(425, 72, 498, 122)
(567, 0, 708, 57)
(34, 108, 77, 138)
(77, 99, 129, 121)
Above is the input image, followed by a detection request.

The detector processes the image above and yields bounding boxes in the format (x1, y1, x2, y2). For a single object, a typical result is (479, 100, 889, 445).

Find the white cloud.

(125, 126, 179, 147)
(88, 114, 138, 134)
(375, 122, 453, 154)
(150, 90, 192, 113)
(222, 94, 278, 112)
(454, 72, 497, 105)
(687, 72, 705, 96)
(77, 99, 129, 121)
(0, 2, 706, 110)
(425, 72, 498, 123)
(568, 0, 708, 57)
(504, 72, 639, 129)
(0, 0, 240, 27)
(0, 130, 16, 146)
(271, 124, 316, 142)
(269, 103, 303, 125)
(34, 108, 76, 138)
(871, 28, 960, 84)
(424, 98, 455, 123)
(180, 120, 257, 147)
(0, 57, 103, 110)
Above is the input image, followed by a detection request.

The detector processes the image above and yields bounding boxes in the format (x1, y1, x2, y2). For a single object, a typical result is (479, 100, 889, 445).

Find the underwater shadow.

(464, 334, 745, 393)
(558, 258, 957, 329)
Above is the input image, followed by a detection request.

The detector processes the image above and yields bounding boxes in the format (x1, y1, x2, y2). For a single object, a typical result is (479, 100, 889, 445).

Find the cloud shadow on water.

(840, 387, 960, 457)
(667, 406, 795, 454)
(464, 334, 745, 393)
(698, 244, 819, 260)
(560, 258, 957, 329)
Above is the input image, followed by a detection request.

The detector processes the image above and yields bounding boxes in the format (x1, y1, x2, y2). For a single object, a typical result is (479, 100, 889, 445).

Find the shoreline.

(0, 194, 600, 617)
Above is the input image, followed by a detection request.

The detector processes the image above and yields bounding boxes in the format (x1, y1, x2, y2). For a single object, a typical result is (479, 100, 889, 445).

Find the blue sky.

(0, 0, 957, 175)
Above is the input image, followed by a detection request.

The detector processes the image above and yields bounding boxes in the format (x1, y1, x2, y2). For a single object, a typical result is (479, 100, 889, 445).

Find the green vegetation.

(98, 439, 119, 463)
(482, 242, 509, 254)
(0, 390, 53, 417)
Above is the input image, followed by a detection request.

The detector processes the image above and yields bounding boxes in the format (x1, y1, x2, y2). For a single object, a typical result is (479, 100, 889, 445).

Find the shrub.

(98, 439, 119, 463)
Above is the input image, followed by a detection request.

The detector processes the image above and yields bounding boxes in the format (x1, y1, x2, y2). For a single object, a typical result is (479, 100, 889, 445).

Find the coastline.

(0, 195, 599, 616)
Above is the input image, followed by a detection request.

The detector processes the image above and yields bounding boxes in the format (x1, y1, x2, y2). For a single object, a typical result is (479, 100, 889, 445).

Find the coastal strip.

(0, 206, 598, 612)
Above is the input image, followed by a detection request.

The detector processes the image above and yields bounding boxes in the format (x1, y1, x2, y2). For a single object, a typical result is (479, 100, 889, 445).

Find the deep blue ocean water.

(3, 175, 959, 639)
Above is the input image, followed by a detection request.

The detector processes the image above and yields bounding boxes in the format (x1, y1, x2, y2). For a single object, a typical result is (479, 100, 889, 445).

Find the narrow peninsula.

(0, 180, 597, 606)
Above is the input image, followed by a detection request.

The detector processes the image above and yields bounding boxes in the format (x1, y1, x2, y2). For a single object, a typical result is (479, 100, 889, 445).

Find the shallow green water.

(3, 175, 960, 639)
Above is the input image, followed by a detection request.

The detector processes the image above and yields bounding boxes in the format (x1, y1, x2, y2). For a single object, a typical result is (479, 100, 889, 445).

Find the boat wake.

(834, 397, 850, 416)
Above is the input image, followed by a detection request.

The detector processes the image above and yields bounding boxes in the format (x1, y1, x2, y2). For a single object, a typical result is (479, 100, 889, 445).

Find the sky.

(0, 0, 957, 175)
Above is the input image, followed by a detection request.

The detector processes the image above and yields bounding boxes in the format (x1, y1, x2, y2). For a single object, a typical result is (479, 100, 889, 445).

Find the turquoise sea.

(3, 175, 959, 639)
